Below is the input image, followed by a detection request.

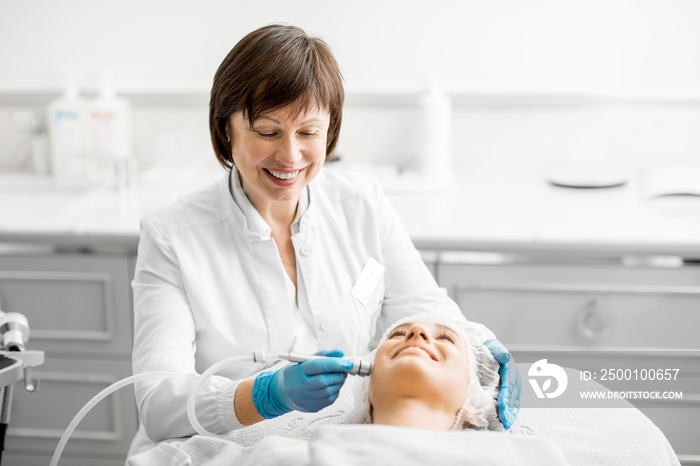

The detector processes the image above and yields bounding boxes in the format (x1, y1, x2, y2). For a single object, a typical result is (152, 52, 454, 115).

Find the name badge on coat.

(351, 257, 385, 305)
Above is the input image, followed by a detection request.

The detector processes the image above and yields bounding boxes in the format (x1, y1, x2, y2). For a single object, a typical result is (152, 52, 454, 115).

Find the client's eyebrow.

(434, 323, 463, 341)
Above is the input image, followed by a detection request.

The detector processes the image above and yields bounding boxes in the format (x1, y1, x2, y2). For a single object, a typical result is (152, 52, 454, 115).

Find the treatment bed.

(128, 366, 680, 465)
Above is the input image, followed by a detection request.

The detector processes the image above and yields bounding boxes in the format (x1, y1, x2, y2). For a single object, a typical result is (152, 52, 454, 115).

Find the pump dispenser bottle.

(47, 71, 88, 186)
(87, 71, 138, 215)
(87, 71, 133, 164)
(418, 77, 452, 188)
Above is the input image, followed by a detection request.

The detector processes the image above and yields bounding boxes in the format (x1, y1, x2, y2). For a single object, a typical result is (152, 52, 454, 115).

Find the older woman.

(129, 24, 519, 455)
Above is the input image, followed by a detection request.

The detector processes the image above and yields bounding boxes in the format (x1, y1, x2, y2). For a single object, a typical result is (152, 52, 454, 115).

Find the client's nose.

(406, 324, 430, 342)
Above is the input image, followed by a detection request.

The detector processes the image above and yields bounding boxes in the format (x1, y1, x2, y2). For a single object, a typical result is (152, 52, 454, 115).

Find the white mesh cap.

(349, 313, 502, 431)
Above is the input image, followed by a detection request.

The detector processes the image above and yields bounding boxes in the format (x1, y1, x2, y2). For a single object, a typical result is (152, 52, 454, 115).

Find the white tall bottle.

(418, 78, 452, 188)
(87, 71, 137, 215)
(87, 71, 134, 175)
(47, 71, 88, 186)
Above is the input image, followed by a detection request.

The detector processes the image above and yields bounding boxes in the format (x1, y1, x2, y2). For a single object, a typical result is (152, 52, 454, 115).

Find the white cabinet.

(438, 259, 700, 351)
(0, 252, 136, 465)
(436, 253, 700, 464)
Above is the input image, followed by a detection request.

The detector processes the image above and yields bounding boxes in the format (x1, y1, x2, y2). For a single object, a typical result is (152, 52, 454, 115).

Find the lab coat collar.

(228, 167, 310, 239)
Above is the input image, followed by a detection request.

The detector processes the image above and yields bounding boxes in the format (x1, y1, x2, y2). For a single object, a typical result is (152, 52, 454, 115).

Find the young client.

(351, 314, 503, 431)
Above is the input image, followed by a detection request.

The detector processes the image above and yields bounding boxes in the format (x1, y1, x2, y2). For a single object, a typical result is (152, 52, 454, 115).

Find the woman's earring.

(226, 135, 230, 142)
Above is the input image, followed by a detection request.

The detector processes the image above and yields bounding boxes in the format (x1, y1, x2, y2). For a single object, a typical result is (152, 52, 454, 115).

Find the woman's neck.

(256, 200, 298, 232)
(371, 398, 457, 431)
(239, 173, 299, 230)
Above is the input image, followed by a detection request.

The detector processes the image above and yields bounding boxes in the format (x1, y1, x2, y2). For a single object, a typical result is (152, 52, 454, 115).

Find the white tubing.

(49, 371, 177, 466)
(185, 353, 278, 438)
(51, 351, 283, 464)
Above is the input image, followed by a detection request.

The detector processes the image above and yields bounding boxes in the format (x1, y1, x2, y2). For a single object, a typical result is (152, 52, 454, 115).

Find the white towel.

(225, 377, 356, 447)
(128, 425, 569, 466)
(128, 435, 309, 466)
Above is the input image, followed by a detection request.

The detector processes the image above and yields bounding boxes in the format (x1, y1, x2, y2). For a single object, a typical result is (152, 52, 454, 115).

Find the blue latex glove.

(252, 349, 353, 419)
(484, 339, 521, 430)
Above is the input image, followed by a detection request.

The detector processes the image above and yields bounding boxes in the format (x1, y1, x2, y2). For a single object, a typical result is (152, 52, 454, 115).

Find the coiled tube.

(50, 352, 263, 465)
(49, 371, 177, 466)
(50, 350, 371, 464)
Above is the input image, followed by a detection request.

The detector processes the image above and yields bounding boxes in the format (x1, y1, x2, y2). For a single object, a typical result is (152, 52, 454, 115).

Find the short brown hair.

(209, 24, 344, 169)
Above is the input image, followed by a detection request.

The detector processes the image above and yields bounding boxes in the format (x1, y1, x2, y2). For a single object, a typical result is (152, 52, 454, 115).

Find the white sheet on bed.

(511, 367, 681, 466)
(514, 407, 680, 466)
(128, 425, 569, 466)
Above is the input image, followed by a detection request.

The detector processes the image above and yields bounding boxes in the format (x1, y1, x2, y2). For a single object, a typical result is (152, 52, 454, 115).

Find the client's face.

(369, 318, 471, 420)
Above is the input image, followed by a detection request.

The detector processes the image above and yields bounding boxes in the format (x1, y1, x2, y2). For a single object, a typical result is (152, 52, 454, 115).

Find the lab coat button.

(301, 244, 312, 255)
(320, 319, 333, 331)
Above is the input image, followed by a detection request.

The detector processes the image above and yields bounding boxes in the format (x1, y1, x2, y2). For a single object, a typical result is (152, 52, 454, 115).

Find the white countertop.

(1, 168, 699, 256)
(385, 170, 700, 256)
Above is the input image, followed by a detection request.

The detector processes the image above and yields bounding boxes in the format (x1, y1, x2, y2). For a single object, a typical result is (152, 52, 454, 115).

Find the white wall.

(1, 0, 700, 175)
(3, 0, 700, 88)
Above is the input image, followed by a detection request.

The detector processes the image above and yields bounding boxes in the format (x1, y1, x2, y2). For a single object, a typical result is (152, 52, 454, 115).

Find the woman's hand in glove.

(252, 349, 353, 419)
(484, 339, 522, 430)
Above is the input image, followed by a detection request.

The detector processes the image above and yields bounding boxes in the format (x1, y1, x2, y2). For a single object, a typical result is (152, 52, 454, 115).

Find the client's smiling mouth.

(264, 168, 302, 180)
(395, 344, 438, 361)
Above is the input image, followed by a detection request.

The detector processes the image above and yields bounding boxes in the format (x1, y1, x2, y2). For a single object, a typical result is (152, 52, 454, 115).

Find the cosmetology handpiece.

(278, 352, 373, 377)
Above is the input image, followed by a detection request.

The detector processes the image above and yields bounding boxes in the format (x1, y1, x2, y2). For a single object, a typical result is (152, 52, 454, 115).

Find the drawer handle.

(576, 299, 610, 340)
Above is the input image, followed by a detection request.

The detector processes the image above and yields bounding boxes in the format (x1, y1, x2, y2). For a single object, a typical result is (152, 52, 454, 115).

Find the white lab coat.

(129, 167, 494, 454)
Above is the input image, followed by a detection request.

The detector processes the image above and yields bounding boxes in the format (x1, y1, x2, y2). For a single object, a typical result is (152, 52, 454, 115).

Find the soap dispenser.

(87, 71, 137, 215)
(87, 71, 134, 176)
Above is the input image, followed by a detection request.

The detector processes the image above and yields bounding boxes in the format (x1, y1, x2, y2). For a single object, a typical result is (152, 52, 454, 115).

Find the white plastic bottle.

(418, 77, 452, 188)
(87, 71, 134, 176)
(47, 71, 88, 186)
(87, 71, 137, 215)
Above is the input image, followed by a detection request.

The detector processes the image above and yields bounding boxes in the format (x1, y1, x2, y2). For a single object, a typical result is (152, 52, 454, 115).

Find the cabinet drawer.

(0, 254, 133, 355)
(6, 358, 137, 461)
(439, 262, 700, 351)
(638, 401, 700, 460)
